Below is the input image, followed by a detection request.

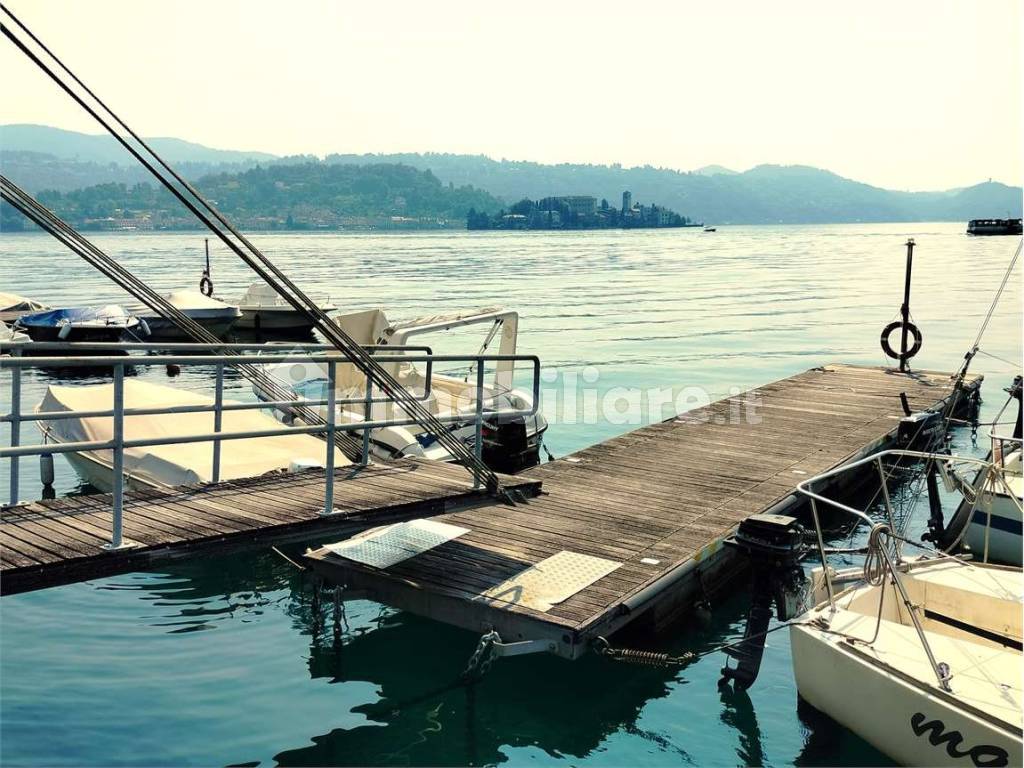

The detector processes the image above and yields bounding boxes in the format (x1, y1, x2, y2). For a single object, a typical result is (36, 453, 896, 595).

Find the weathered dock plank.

(305, 364, 981, 657)
(0, 461, 541, 594)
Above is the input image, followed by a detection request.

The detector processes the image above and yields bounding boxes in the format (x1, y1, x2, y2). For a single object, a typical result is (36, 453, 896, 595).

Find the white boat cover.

(38, 379, 347, 488)
(0, 292, 47, 316)
(164, 289, 238, 311)
(134, 290, 239, 313)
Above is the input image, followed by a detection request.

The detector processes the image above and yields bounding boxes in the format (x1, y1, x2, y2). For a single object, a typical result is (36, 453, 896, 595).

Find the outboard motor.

(720, 513, 807, 690)
(897, 409, 945, 452)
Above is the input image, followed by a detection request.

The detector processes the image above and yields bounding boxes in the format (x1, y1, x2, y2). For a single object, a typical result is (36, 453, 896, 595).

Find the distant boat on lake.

(967, 218, 1022, 236)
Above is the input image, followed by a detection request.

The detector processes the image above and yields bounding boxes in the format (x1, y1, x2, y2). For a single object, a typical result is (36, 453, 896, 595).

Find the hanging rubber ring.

(199, 275, 214, 297)
(880, 320, 922, 362)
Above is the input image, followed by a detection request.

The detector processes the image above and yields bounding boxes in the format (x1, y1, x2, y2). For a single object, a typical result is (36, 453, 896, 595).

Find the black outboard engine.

(720, 513, 807, 690)
(897, 409, 945, 452)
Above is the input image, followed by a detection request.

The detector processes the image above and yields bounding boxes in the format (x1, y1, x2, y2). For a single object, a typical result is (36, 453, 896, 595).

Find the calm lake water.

(1, 224, 1021, 766)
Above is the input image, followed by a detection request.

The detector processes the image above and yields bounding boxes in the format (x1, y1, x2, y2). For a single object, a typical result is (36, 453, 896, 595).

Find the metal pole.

(8, 351, 21, 505)
(875, 457, 900, 561)
(877, 539, 952, 691)
(361, 372, 372, 466)
(474, 360, 485, 490)
(211, 361, 224, 483)
(899, 238, 915, 372)
(809, 497, 835, 611)
(322, 361, 337, 516)
(108, 364, 125, 549)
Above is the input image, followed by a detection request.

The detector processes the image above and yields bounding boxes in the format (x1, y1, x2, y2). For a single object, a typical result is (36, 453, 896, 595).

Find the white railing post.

(212, 362, 224, 484)
(474, 359, 485, 489)
(361, 371, 372, 466)
(8, 349, 21, 505)
(105, 364, 126, 549)
(321, 361, 338, 516)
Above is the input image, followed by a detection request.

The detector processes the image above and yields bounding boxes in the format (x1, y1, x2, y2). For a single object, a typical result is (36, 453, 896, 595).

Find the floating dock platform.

(0, 460, 540, 595)
(304, 364, 981, 658)
(2, 364, 980, 653)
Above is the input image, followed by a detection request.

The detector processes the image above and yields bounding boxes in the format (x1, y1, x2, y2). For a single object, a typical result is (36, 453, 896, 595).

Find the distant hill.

(693, 164, 738, 176)
(324, 154, 1023, 224)
(2, 160, 503, 231)
(3, 124, 1020, 224)
(1, 124, 277, 165)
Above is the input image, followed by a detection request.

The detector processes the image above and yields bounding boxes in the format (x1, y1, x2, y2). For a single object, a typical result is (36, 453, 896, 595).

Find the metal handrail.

(2, 344, 541, 548)
(795, 448, 1017, 693)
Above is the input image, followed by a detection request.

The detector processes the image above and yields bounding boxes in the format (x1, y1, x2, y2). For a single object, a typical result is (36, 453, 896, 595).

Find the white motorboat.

(234, 282, 336, 332)
(130, 289, 242, 340)
(0, 291, 48, 324)
(37, 379, 346, 491)
(254, 307, 548, 472)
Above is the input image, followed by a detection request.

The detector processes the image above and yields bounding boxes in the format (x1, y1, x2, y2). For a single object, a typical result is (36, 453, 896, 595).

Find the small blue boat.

(14, 305, 141, 345)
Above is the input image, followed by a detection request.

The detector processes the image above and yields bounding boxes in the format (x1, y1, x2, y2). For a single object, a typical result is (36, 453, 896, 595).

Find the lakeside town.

(467, 191, 695, 230)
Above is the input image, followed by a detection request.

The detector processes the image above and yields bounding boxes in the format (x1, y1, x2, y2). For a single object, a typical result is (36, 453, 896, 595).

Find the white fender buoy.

(138, 318, 151, 337)
(57, 321, 72, 340)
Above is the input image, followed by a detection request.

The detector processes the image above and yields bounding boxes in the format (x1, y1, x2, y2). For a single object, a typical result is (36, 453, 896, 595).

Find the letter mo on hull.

(910, 712, 1011, 768)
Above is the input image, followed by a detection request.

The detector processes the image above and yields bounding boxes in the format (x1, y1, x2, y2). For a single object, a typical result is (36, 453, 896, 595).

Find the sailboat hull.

(792, 626, 1021, 767)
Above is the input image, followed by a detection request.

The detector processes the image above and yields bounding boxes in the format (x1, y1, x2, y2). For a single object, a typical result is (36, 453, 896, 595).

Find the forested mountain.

(326, 154, 1022, 224)
(4, 124, 1021, 225)
(2, 161, 502, 231)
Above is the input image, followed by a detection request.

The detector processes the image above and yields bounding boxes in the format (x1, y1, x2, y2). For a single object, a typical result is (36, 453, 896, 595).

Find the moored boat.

(130, 289, 242, 340)
(37, 379, 346, 491)
(791, 555, 1022, 767)
(0, 291, 48, 323)
(234, 282, 336, 332)
(13, 305, 141, 345)
(254, 306, 548, 472)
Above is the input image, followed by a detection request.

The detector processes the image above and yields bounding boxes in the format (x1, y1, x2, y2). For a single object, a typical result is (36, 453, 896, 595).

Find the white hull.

(962, 489, 1023, 566)
(140, 310, 240, 340)
(61, 446, 158, 492)
(793, 626, 1021, 766)
(791, 560, 1023, 767)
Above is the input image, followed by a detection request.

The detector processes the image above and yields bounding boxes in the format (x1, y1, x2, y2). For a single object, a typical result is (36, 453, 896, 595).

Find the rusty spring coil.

(593, 637, 694, 668)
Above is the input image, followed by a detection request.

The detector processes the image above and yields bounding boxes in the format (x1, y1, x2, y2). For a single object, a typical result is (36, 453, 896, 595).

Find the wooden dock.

(1, 363, 980, 650)
(304, 364, 981, 658)
(0, 460, 541, 595)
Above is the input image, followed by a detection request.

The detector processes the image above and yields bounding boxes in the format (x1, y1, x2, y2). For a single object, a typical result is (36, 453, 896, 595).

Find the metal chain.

(461, 630, 500, 681)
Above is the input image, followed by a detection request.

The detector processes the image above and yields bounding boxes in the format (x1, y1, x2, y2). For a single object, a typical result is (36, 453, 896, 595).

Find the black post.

(899, 238, 915, 372)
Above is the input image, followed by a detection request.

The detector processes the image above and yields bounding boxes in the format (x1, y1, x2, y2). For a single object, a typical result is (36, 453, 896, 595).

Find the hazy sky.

(1, 0, 1020, 190)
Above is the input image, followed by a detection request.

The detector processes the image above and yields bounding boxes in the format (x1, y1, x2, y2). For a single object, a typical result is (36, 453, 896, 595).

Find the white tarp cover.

(38, 379, 347, 488)
(0, 292, 47, 318)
